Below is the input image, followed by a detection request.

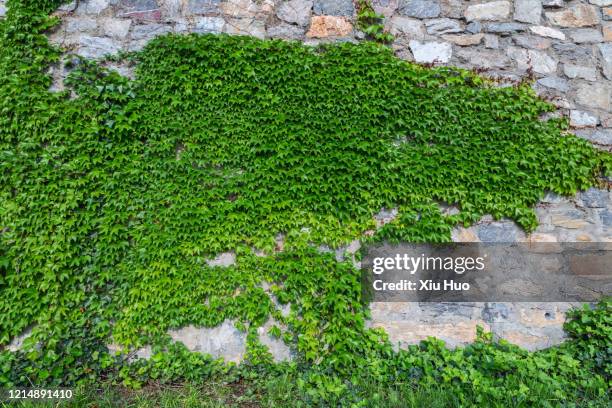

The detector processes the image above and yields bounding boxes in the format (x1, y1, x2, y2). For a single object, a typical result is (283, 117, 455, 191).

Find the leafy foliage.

(0, 1, 610, 405)
(356, 0, 394, 44)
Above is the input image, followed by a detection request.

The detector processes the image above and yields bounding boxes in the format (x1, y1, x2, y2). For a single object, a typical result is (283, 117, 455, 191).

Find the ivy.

(0, 1, 610, 405)
(356, 0, 394, 44)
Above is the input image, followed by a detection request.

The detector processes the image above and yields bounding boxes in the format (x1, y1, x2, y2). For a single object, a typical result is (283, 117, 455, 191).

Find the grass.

(4, 376, 610, 408)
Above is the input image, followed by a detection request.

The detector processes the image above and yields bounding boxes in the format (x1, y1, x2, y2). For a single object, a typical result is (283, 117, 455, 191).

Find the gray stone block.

(186, 0, 221, 14)
(598, 43, 612, 80)
(514, 0, 542, 24)
(76, 0, 111, 15)
(553, 43, 594, 62)
(580, 188, 609, 208)
(537, 76, 569, 92)
(276, 0, 313, 27)
(397, 0, 441, 18)
(575, 82, 611, 111)
(193, 17, 225, 34)
(574, 129, 612, 146)
(117, 0, 159, 12)
(512, 34, 551, 49)
(313, 0, 354, 16)
(601, 209, 612, 227)
(130, 23, 172, 40)
(466, 21, 482, 33)
(409, 40, 452, 63)
(568, 28, 604, 43)
(77, 35, 121, 58)
(486, 22, 527, 34)
(476, 221, 524, 242)
(465, 1, 511, 21)
(563, 63, 598, 81)
(569, 110, 599, 128)
(424, 18, 463, 35)
(389, 16, 426, 39)
(267, 23, 305, 39)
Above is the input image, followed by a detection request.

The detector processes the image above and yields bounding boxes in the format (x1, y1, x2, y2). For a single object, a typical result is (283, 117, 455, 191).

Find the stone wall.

(2, 0, 611, 358)
(16, 0, 610, 149)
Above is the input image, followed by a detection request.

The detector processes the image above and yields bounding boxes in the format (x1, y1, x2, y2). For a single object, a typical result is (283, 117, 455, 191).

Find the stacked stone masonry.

(2, 0, 611, 359)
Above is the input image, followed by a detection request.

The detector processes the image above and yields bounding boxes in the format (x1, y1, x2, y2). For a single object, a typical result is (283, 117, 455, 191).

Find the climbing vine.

(356, 0, 394, 44)
(0, 0, 610, 405)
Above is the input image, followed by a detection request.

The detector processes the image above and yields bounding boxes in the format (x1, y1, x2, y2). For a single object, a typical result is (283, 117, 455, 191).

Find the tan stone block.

(442, 33, 484, 46)
(518, 308, 565, 326)
(452, 226, 480, 242)
(546, 4, 600, 28)
(551, 215, 588, 229)
(526, 233, 558, 243)
(576, 233, 593, 242)
(306, 16, 353, 38)
(604, 22, 612, 42)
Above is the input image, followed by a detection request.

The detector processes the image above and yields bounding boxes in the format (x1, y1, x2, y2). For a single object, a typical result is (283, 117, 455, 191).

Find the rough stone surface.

(545, 4, 600, 28)
(267, 23, 305, 39)
(514, 0, 542, 24)
(598, 43, 612, 80)
(475, 221, 525, 242)
(130, 23, 171, 41)
(456, 48, 510, 69)
(529, 25, 565, 39)
(306, 15, 352, 37)
(313, 0, 354, 17)
(77, 0, 111, 15)
(187, 0, 221, 14)
(486, 22, 526, 33)
(508, 47, 557, 74)
(537, 76, 569, 92)
(580, 188, 609, 208)
(513, 34, 551, 49)
(568, 28, 604, 43)
(466, 21, 482, 33)
(100, 18, 132, 39)
(193, 17, 225, 34)
(442, 33, 484, 46)
(425, 18, 462, 35)
(257, 319, 292, 362)
(65, 17, 98, 33)
(225, 17, 266, 38)
(206, 251, 237, 267)
(409, 40, 452, 63)
(575, 82, 611, 111)
(440, 0, 463, 18)
(117, 0, 161, 20)
(169, 321, 246, 363)
(277, 0, 313, 27)
(563, 63, 598, 81)
(604, 22, 612, 41)
(570, 110, 599, 128)
(76, 35, 121, 58)
(465, 1, 511, 22)
(484, 33, 499, 48)
(388, 16, 425, 39)
(397, 0, 441, 18)
(575, 129, 612, 145)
